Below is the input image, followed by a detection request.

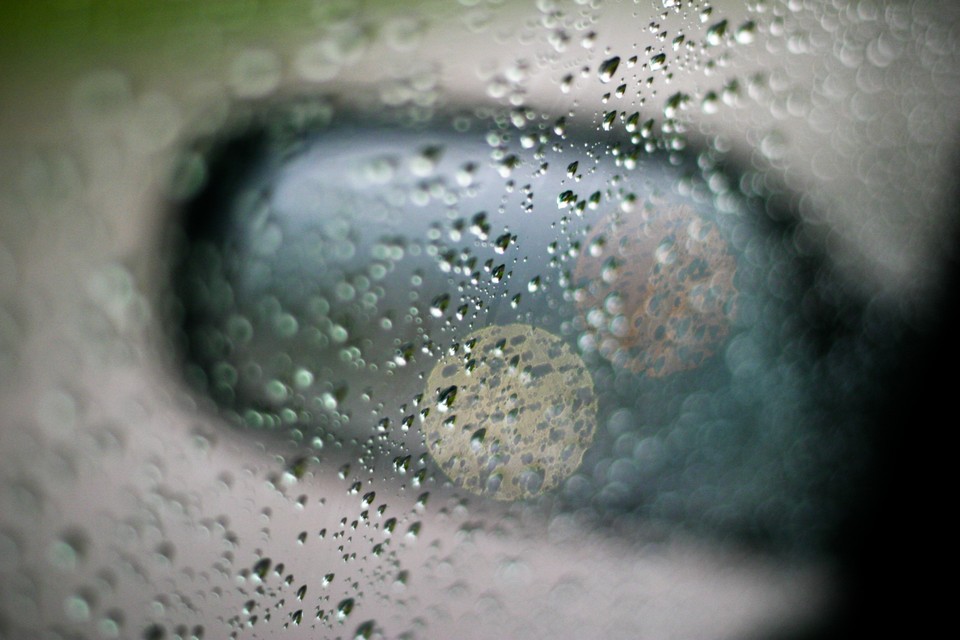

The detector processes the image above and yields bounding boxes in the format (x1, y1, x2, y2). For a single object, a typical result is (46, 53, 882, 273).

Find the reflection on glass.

(423, 323, 596, 501)
(574, 203, 738, 377)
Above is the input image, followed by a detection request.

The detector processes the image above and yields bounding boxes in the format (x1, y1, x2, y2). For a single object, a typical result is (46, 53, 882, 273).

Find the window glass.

(1, 1, 957, 638)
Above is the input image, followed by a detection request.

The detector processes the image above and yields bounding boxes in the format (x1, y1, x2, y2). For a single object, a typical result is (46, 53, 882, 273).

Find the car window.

(1, 1, 957, 639)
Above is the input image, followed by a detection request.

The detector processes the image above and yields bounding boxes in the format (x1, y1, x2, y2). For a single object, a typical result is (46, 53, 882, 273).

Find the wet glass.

(1, 1, 958, 638)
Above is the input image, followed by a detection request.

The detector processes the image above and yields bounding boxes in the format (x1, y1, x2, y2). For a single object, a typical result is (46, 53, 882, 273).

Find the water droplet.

(553, 117, 567, 136)
(470, 427, 487, 449)
(430, 293, 450, 318)
(330, 324, 349, 343)
(735, 20, 757, 44)
(410, 145, 443, 176)
(252, 557, 271, 580)
(655, 237, 678, 264)
(98, 612, 124, 637)
(470, 212, 491, 240)
(702, 91, 719, 114)
(228, 49, 282, 99)
(437, 385, 458, 412)
(64, 594, 91, 621)
(452, 162, 475, 188)
(557, 190, 576, 209)
(639, 118, 655, 138)
(494, 232, 515, 254)
(518, 467, 545, 494)
(337, 598, 355, 620)
(354, 620, 377, 639)
(663, 92, 690, 118)
(384, 16, 426, 52)
(601, 110, 617, 131)
(293, 368, 314, 389)
(598, 56, 621, 83)
(706, 19, 729, 46)
(497, 154, 520, 178)
(650, 52, 667, 70)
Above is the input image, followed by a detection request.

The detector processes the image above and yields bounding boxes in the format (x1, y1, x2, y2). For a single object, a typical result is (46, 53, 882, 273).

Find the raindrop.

(735, 20, 757, 45)
(518, 467, 545, 495)
(702, 91, 719, 114)
(602, 110, 617, 131)
(494, 232, 515, 254)
(49, 529, 88, 569)
(557, 190, 576, 208)
(410, 145, 443, 176)
(64, 594, 91, 621)
(598, 56, 621, 83)
(228, 49, 282, 99)
(470, 212, 491, 240)
(430, 294, 450, 318)
(252, 557, 271, 580)
(706, 19, 729, 46)
(437, 385, 458, 412)
(354, 620, 377, 639)
(337, 598, 355, 620)
(639, 118, 655, 138)
(663, 92, 690, 118)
